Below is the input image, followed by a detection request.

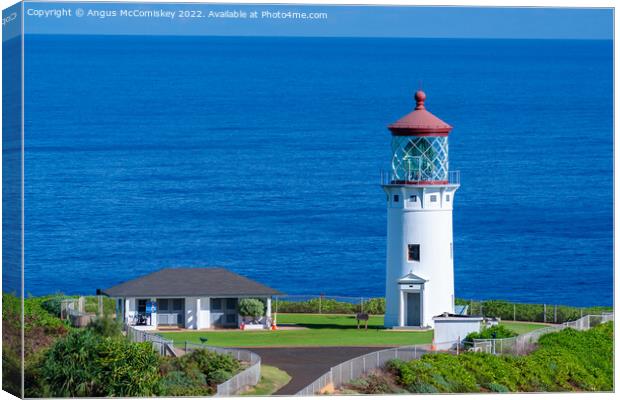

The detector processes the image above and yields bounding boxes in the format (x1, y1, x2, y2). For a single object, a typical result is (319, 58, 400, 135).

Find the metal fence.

(274, 295, 384, 315)
(182, 342, 261, 397)
(296, 313, 614, 395)
(471, 313, 614, 355)
(125, 325, 177, 357)
(296, 341, 460, 396)
(461, 299, 613, 324)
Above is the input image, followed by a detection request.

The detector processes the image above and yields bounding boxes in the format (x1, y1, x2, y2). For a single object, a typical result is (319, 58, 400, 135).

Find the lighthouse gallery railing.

(380, 170, 460, 185)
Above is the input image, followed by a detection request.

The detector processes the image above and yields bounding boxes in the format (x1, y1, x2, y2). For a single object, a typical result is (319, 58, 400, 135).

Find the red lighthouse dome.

(388, 90, 452, 136)
(387, 90, 453, 184)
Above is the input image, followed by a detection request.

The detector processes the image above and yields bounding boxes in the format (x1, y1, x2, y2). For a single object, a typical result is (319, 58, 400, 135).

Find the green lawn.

(499, 321, 552, 335)
(240, 365, 291, 396)
(158, 314, 549, 348)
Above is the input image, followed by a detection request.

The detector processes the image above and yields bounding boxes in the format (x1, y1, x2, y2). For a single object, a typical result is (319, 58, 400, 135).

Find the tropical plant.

(40, 330, 162, 397)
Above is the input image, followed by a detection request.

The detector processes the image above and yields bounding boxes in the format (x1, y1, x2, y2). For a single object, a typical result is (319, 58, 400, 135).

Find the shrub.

(184, 348, 241, 384)
(86, 315, 122, 337)
(162, 348, 241, 390)
(346, 374, 401, 394)
(385, 322, 613, 394)
(239, 298, 265, 321)
(40, 330, 162, 397)
(465, 324, 518, 342)
(160, 370, 212, 396)
(40, 294, 70, 317)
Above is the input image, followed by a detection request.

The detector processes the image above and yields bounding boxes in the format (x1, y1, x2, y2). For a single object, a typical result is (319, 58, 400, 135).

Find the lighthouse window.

(409, 195, 417, 202)
(430, 195, 438, 202)
(408, 244, 420, 262)
(393, 195, 399, 203)
(446, 195, 450, 202)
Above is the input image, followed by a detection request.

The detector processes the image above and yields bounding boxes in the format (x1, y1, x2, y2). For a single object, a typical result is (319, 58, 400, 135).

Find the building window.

(408, 244, 420, 262)
(446, 194, 450, 202)
(409, 195, 417, 202)
(173, 299, 184, 311)
(430, 195, 437, 202)
(226, 298, 237, 310)
(394, 195, 399, 203)
(211, 298, 222, 311)
(137, 299, 147, 313)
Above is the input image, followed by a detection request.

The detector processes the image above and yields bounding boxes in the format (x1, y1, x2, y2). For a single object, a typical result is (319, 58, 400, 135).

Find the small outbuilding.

(102, 267, 282, 331)
(432, 313, 483, 350)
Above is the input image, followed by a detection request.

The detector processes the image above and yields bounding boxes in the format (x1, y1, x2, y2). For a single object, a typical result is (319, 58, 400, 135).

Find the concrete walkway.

(250, 346, 392, 395)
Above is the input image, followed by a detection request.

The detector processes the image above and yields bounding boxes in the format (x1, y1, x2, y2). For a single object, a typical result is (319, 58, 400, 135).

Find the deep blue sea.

(21, 36, 612, 306)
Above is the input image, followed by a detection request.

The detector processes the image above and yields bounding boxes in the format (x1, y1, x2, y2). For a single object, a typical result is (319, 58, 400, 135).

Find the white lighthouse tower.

(382, 90, 459, 329)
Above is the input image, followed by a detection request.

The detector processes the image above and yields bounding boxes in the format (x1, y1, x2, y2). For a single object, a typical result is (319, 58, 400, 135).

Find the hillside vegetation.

(346, 322, 613, 394)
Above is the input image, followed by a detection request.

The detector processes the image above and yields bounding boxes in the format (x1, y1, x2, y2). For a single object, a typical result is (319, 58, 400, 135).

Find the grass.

(499, 321, 551, 335)
(159, 314, 549, 348)
(240, 365, 291, 396)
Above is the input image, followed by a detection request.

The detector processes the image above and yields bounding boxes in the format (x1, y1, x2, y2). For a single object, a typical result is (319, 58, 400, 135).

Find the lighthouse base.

(384, 273, 454, 329)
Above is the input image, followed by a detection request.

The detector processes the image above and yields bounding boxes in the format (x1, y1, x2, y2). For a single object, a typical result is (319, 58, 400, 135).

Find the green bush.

(385, 322, 614, 394)
(40, 330, 162, 397)
(346, 374, 402, 394)
(161, 347, 241, 392)
(184, 348, 241, 384)
(465, 324, 518, 342)
(160, 370, 212, 396)
(87, 315, 123, 337)
(40, 294, 70, 317)
(239, 298, 265, 321)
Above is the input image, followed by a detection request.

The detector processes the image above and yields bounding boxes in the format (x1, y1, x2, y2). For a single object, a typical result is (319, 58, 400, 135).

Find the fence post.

(185, 341, 188, 352)
(319, 296, 322, 314)
(543, 304, 546, 323)
(554, 305, 557, 323)
(513, 304, 516, 321)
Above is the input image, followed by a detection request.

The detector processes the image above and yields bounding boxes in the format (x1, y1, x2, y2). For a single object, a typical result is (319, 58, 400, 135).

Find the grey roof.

(102, 267, 282, 297)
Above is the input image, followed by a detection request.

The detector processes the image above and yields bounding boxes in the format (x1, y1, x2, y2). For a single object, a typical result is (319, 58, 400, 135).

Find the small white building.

(102, 267, 281, 330)
(433, 313, 483, 350)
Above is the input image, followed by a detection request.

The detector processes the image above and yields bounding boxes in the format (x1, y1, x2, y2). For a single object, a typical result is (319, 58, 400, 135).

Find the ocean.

(20, 35, 612, 306)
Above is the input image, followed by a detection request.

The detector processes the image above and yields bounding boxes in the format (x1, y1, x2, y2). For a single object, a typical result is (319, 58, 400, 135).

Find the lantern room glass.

(391, 136, 449, 182)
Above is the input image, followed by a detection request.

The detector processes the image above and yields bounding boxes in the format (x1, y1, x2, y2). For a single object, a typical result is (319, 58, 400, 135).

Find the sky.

(4, 2, 615, 39)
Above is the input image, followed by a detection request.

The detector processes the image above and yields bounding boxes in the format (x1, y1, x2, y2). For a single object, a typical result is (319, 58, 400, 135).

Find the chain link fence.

(274, 295, 385, 315)
(296, 341, 459, 396)
(468, 313, 614, 356)
(125, 325, 177, 356)
(459, 299, 613, 324)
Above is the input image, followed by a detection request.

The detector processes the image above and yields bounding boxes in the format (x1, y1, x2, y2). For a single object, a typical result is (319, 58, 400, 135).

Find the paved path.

(250, 347, 392, 395)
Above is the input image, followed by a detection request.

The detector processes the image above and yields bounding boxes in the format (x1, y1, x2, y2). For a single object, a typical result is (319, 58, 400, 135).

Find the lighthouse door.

(406, 293, 421, 326)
